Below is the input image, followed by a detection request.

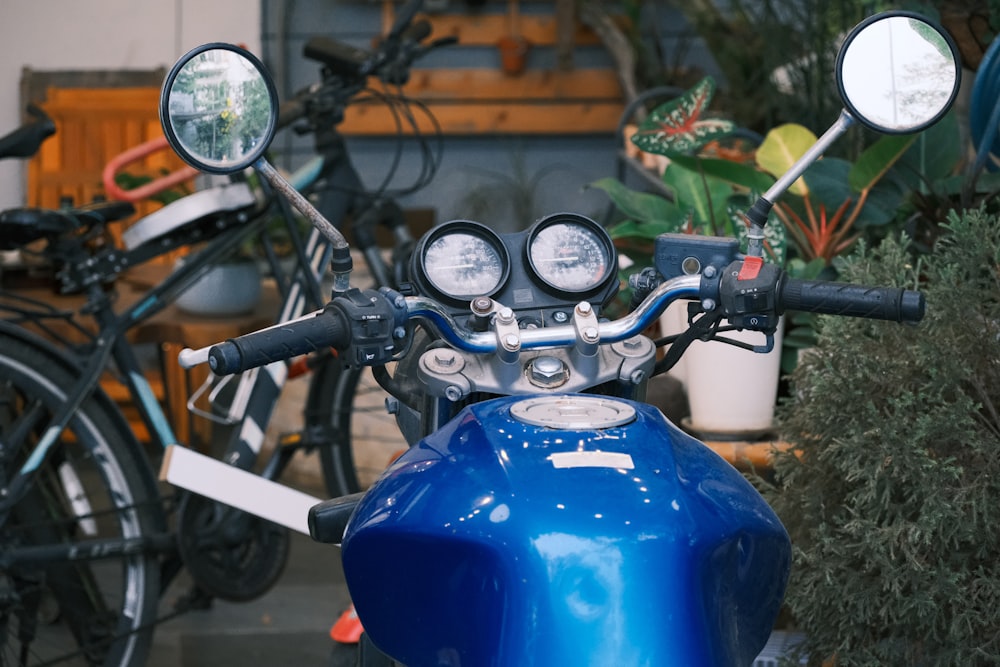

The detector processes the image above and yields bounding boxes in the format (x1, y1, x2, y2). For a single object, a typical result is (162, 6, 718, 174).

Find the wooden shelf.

(339, 3, 626, 136)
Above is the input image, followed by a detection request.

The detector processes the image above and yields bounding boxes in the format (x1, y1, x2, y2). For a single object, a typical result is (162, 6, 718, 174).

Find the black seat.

(0, 200, 134, 250)
(0, 104, 56, 161)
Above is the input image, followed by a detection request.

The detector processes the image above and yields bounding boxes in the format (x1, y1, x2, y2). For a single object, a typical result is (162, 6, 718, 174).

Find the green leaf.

(631, 77, 736, 155)
(897, 110, 961, 188)
(588, 177, 685, 225)
(608, 218, 684, 240)
(852, 179, 906, 229)
(802, 158, 853, 209)
(667, 154, 776, 193)
(660, 161, 733, 233)
(848, 134, 917, 192)
(756, 124, 817, 196)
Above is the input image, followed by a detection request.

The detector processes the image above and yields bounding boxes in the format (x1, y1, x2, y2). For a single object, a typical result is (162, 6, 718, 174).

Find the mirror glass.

(161, 45, 277, 173)
(838, 14, 959, 133)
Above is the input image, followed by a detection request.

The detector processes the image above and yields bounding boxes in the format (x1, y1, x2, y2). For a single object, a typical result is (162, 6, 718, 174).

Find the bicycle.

(0, 3, 449, 663)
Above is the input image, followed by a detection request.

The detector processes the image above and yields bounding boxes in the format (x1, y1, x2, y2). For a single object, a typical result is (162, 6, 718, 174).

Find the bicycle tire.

(308, 360, 410, 499)
(0, 327, 163, 666)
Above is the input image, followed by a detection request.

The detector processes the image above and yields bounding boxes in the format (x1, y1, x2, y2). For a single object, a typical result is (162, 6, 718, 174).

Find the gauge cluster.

(410, 213, 619, 326)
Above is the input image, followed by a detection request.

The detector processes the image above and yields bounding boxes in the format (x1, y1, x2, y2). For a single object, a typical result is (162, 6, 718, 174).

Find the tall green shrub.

(764, 207, 1000, 665)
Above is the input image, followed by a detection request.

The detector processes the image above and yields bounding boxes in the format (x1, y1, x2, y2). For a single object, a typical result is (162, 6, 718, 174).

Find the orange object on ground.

(330, 604, 364, 644)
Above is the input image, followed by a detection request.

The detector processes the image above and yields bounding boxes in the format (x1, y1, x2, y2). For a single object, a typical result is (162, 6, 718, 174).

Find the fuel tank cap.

(509, 396, 636, 429)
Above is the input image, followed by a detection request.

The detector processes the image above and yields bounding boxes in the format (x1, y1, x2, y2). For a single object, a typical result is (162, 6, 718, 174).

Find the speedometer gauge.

(527, 214, 615, 293)
(418, 222, 508, 300)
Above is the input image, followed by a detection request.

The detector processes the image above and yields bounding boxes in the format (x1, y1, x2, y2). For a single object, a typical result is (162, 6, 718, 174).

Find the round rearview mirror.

(160, 43, 278, 174)
(836, 12, 960, 134)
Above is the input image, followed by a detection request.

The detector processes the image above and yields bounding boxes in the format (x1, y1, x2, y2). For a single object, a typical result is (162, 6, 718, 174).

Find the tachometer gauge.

(418, 222, 508, 301)
(527, 214, 615, 294)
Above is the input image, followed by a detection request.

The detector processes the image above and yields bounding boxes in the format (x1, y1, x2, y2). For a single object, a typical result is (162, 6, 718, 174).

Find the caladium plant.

(592, 75, 787, 267)
(629, 77, 736, 155)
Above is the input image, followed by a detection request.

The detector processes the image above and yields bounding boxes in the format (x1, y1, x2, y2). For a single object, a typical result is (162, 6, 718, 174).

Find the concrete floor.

(147, 527, 351, 667)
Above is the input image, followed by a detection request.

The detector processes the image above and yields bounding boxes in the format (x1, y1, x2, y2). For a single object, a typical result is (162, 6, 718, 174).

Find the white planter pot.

(661, 307, 783, 438)
(175, 260, 262, 316)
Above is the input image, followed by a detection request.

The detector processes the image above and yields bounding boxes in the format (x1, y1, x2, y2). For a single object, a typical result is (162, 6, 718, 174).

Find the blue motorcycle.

(160, 11, 959, 665)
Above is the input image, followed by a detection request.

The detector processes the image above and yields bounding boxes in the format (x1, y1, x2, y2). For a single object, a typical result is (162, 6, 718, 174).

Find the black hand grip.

(208, 309, 349, 375)
(277, 98, 307, 129)
(779, 278, 925, 323)
(401, 19, 432, 44)
(303, 36, 370, 78)
(388, 0, 423, 39)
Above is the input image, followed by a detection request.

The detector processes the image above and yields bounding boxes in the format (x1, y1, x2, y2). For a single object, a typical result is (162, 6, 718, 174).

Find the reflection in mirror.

(165, 47, 275, 171)
(839, 15, 958, 132)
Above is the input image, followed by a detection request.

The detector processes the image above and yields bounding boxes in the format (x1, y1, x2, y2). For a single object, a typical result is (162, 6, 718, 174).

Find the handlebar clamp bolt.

(427, 350, 464, 374)
(433, 351, 457, 367)
(701, 298, 717, 312)
(703, 265, 717, 279)
(576, 302, 593, 317)
(621, 337, 643, 352)
(472, 296, 494, 316)
(502, 333, 521, 351)
(582, 326, 599, 343)
(497, 307, 516, 324)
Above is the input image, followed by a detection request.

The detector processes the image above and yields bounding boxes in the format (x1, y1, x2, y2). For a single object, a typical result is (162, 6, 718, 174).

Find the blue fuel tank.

(341, 394, 790, 666)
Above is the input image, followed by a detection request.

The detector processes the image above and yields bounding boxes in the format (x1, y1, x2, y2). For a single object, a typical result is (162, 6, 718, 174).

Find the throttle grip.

(779, 278, 925, 323)
(208, 309, 349, 375)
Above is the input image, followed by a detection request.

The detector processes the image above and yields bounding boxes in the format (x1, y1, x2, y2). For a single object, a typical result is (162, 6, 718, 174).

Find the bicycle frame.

(0, 155, 351, 535)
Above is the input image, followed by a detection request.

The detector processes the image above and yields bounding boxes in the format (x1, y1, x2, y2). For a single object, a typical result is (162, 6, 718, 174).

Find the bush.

(764, 207, 1000, 665)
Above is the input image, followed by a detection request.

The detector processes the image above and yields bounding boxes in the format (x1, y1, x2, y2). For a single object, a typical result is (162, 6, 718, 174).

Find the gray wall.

(259, 0, 712, 233)
(0, 0, 260, 209)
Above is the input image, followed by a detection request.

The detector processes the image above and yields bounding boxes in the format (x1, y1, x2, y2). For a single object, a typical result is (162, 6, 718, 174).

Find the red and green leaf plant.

(592, 76, 787, 267)
(758, 123, 918, 265)
(629, 77, 736, 155)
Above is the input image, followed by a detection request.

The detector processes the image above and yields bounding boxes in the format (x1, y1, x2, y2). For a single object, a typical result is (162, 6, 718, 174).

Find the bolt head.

(528, 356, 569, 388)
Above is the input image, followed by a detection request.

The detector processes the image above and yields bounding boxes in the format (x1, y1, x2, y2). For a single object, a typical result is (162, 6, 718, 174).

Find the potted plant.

(591, 77, 788, 438)
(762, 206, 1000, 664)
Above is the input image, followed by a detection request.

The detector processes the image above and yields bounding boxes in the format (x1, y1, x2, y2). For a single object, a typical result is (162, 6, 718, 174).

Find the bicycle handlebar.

(285, 0, 450, 132)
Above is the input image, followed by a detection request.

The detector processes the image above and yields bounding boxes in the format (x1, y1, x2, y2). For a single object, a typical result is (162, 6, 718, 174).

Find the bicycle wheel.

(308, 361, 412, 498)
(0, 329, 163, 666)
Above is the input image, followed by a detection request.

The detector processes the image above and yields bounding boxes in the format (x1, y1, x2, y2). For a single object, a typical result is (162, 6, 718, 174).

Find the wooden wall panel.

(23, 80, 194, 258)
(336, 3, 626, 136)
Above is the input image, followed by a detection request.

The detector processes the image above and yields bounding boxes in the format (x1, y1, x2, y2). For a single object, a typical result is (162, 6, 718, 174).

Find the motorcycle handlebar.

(207, 308, 350, 375)
(778, 278, 925, 323)
(185, 268, 926, 377)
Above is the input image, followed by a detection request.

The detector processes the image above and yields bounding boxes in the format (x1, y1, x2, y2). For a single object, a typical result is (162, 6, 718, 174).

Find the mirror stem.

(763, 109, 855, 205)
(744, 110, 857, 257)
(254, 158, 353, 292)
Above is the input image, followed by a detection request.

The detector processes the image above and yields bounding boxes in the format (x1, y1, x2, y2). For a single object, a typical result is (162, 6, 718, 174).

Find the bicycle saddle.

(0, 200, 135, 250)
(121, 182, 257, 251)
(0, 104, 56, 160)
